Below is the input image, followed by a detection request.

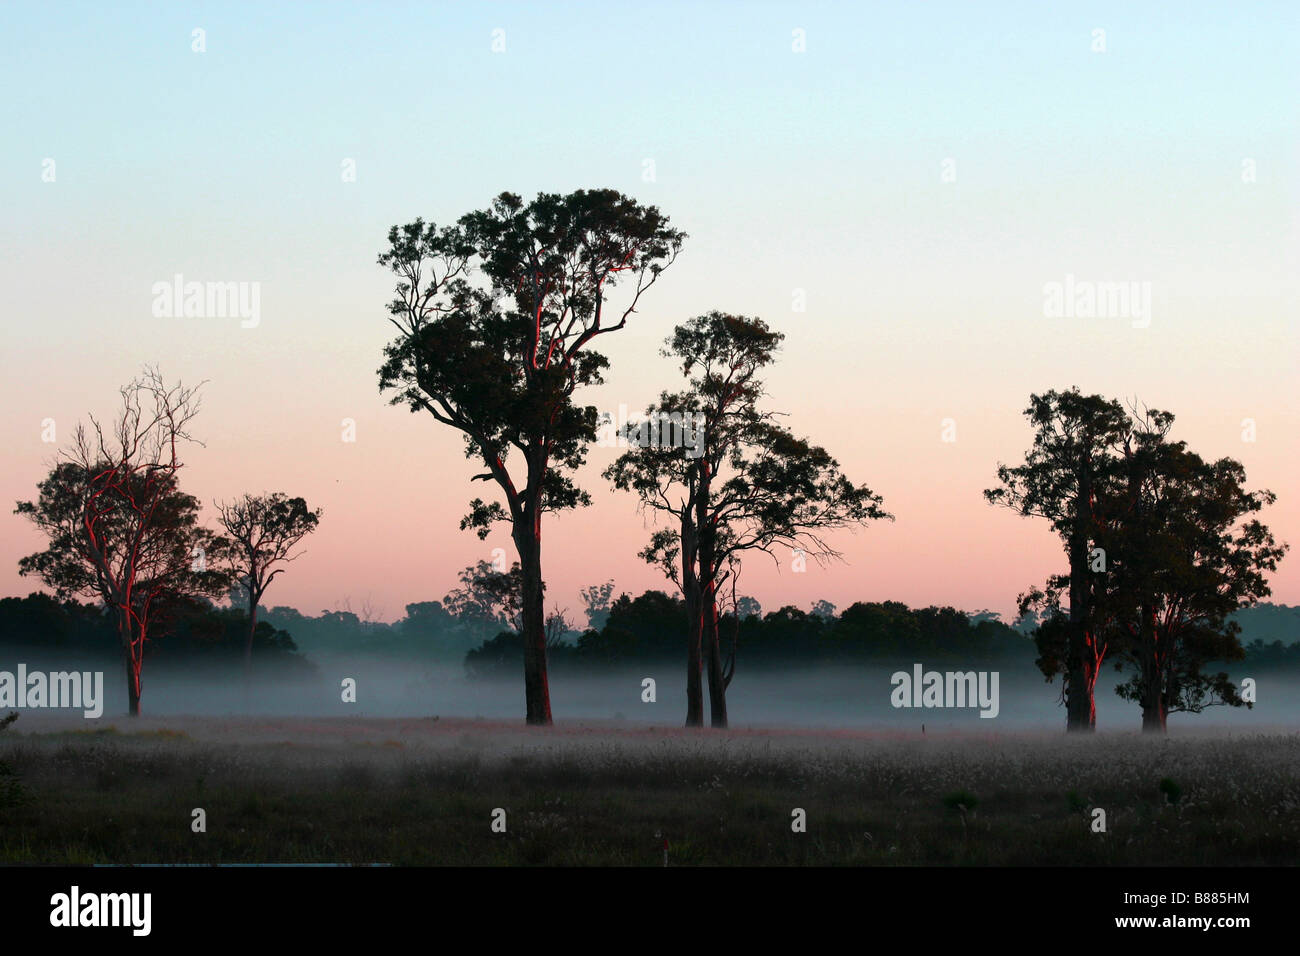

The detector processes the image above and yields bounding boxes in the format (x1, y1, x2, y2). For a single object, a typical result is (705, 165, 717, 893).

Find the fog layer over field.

(4, 651, 1294, 731)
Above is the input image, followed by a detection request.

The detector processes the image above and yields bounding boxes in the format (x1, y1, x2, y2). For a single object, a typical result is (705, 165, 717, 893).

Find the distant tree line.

(0, 592, 315, 679)
(464, 591, 1032, 678)
(3, 587, 1293, 683)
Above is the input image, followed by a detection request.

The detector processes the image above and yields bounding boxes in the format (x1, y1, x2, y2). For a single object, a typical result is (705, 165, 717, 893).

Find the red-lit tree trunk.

(94, 493, 159, 721)
(125, 647, 142, 717)
(13, 371, 219, 719)
(117, 608, 143, 717)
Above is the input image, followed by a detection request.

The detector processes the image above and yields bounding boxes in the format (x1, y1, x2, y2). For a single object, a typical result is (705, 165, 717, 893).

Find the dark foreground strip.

(5, 865, 1277, 942)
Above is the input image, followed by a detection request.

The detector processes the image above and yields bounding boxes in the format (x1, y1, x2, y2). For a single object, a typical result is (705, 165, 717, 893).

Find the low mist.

(11, 651, 1296, 733)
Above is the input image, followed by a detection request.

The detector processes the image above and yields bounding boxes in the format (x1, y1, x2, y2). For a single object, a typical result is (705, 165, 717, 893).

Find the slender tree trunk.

(124, 651, 141, 716)
(244, 592, 257, 680)
(685, 602, 704, 727)
(695, 458, 727, 728)
(682, 519, 704, 727)
(242, 589, 258, 714)
(683, 584, 704, 728)
(514, 521, 551, 726)
(1066, 467, 1097, 732)
(121, 612, 142, 717)
(126, 668, 141, 716)
(703, 587, 727, 728)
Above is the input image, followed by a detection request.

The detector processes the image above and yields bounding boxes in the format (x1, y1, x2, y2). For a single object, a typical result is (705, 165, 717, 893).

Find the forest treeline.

(1, 587, 1295, 676)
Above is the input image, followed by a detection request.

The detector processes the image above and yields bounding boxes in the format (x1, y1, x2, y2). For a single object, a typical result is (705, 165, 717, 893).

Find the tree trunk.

(1065, 588, 1096, 732)
(244, 595, 257, 680)
(242, 592, 258, 714)
(683, 587, 704, 728)
(682, 519, 704, 727)
(119, 609, 141, 717)
(703, 587, 727, 728)
(695, 457, 727, 728)
(514, 523, 552, 726)
(1065, 467, 1097, 732)
(1140, 696, 1167, 732)
(125, 639, 142, 718)
(125, 655, 141, 717)
(1140, 608, 1166, 732)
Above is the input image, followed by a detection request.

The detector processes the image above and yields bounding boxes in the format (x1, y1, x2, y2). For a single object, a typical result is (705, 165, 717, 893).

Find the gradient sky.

(2, 1, 1296, 624)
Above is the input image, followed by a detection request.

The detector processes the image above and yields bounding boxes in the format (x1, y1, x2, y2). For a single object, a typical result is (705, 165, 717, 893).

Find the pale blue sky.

(2, 2, 1296, 620)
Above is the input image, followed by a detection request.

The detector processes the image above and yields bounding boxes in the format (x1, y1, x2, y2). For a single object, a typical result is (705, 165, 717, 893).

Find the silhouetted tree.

(811, 599, 837, 621)
(378, 190, 684, 724)
(985, 389, 1130, 731)
(443, 560, 525, 637)
(396, 600, 469, 657)
(1100, 408, 1287, 730)
(580, 580, 616, 631)
(608, 313, 889, 727)
(574, 590, 687, 663)
(15, 370, 225, 715)
(606, 312, 780, 725)
(215, 492, 321, 680)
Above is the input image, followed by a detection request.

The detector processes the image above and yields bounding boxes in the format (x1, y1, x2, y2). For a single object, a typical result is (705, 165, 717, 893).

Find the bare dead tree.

(17, 368, 222, 715)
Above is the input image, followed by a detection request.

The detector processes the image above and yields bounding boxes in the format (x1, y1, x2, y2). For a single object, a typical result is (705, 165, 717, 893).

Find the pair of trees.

(378, 191, 890, 727)
(605, 313, 890, 727)
(16, 369, 321, 715)
(987, 390, 1286, 732)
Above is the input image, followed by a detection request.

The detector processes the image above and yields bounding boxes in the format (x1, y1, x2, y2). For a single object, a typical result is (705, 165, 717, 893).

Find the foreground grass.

(0, 718, 1297, 865)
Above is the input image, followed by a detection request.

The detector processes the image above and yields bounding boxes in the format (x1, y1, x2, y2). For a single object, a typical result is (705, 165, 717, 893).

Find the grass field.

(1, 716, 1297, 865)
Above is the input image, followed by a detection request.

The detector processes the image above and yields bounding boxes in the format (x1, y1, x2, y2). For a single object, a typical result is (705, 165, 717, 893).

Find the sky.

(1, 1, 1296, 624)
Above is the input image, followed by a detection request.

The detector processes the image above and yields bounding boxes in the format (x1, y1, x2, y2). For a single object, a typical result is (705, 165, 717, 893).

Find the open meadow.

(2, 715, 1296, 866)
